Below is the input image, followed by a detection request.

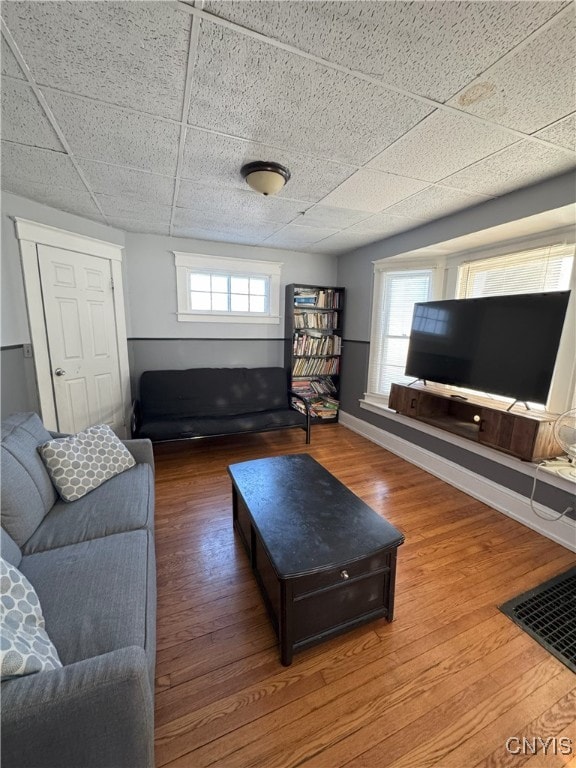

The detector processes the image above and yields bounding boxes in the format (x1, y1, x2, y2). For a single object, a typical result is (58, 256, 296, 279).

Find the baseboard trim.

(339, 410, 576, 553)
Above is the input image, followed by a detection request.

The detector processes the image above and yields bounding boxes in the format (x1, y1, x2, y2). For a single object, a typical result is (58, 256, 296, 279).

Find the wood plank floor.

(153, 424, 576, 768)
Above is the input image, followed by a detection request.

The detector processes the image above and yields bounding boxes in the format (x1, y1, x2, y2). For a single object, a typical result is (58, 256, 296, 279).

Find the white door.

(37, 244, 125, 434)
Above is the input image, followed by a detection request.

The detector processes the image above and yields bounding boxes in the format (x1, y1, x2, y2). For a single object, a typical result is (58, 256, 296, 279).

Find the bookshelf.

(285, 284, 344, 423)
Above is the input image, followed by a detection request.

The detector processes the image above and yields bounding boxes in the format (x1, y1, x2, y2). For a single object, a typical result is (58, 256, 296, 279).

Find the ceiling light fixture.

(241, 161, 291, 196)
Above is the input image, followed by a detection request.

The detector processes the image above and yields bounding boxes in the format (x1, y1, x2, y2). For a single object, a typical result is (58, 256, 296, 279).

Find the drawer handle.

(340, 569, 350, 580)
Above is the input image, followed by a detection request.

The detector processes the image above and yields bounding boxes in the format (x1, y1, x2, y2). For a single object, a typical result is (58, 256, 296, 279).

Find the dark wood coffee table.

(228, 454, 404, 665)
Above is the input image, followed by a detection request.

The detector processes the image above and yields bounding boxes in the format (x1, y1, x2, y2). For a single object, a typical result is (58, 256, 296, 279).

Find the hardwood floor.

(153, 425, 576, 768)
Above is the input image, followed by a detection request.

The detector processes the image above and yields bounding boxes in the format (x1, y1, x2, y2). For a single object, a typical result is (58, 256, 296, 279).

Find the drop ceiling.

(1, 1, 575, 255)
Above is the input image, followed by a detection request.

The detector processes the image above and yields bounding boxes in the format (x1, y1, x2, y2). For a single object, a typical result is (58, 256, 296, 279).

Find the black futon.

(133, 367, 311, 444)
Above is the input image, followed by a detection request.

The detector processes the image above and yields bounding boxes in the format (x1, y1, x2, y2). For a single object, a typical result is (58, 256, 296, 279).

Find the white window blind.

(455, 243, 575, 409)
(457, 243, 574, 298)
(367, 269, 433, 398)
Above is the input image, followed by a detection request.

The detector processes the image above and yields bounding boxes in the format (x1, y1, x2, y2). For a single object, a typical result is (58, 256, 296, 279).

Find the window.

(364, 241, 575, 412)
(366, 267, 435, 402)
(455, 243, 575, 411)
(456, 243, 574, 298)
(174, 253, 282, 324)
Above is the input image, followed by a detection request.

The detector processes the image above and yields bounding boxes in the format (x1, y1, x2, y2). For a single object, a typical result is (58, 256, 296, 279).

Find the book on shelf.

(291, 376, 338, 397)
(293, 288, 341, 310)
(294, 311, 339, 330)
(292, 332, 341, 356)
(293, 357, 340, 376)
(291, 394, 340, 419)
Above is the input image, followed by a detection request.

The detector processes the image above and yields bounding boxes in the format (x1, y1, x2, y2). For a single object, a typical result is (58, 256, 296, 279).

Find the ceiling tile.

(188, 22, 433, 165)
(263, 224, 338, 249)
(1, 1, 573, 251)
(95, 195, 173, 225)
(368, 110, 517, 182)
(177, 180, 307, 223)
(447, 11, 576, 133)
(385, 186, 490, 220)
(534, 113, 576, 151)
(172, 224, 270, 246)
(203, 1, 564, 102)
(0, 175, 102, 220)
(182, 127, 355, 203)
(42, 90, 180, 176)
(309, 230, 380, 254)
(1, 78, 63, 150)
(346, 212, 424, 236)
(77, 160, 175, 206)
(1, 36, 25, 79)
(321, 169, 429, 212)
(105, 218, 170, 236)
(173, 207, 281, 239)
(1, 141, 86, 190)
(295, 206, 371, 229)
(441, 141, 576, 197)
(1, 2, 191, 120)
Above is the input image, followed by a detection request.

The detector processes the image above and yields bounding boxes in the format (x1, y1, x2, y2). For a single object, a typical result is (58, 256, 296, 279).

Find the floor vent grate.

(499, 566, 576, 674)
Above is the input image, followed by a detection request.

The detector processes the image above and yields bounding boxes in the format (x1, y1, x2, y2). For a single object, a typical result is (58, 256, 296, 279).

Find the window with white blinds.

(365, 242, 575, 411)
(457, 243, 574, 298)
(367, 269, 433, 399)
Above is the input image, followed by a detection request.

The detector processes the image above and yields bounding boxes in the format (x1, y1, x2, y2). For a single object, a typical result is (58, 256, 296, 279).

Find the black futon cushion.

(140, 367, 290, 418)
(137, 367, 307, 441)
(138, 411, 306, 441)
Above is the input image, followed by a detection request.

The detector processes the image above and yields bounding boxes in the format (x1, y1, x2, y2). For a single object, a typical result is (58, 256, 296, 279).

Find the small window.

(174, 253, 282, 324)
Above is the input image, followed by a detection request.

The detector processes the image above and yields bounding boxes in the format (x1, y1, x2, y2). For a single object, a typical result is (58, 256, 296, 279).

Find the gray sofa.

(1, 412, 156, 768)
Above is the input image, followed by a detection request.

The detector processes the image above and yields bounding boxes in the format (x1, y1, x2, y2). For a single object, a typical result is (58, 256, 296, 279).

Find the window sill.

(358, 398, 575, 492)
(177, 312, 280, 324)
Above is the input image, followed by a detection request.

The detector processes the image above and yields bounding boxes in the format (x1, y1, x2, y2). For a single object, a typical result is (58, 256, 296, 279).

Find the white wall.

(124, 232, 337, 340)
(1, 191, 338, 414)
(1, 191, 126, 346)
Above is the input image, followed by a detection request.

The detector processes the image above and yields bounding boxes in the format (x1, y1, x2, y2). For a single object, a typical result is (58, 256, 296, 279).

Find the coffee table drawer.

(292, 551, 392, 597)
(293, 571, 389, 643)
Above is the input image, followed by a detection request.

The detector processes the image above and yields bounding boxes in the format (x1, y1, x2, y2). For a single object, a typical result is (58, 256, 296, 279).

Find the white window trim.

(363, 243, 576, 415)
(174, 252, 282, 324)
(364, 258, 444, 409)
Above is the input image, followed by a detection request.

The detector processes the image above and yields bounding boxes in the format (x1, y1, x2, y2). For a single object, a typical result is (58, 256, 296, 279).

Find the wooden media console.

(389, 383, 562, 462)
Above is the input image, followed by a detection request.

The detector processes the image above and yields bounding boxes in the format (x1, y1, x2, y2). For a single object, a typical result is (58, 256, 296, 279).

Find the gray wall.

(337, 171, 576, 518)
(123, 231, 337, 396)
(1, 192, 126, 418)
(1, 346, 39, 416)
(1, 192, 337, 417)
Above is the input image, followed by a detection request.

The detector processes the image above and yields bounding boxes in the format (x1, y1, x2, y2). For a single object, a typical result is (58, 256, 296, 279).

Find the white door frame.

(15, 218, 130, 433)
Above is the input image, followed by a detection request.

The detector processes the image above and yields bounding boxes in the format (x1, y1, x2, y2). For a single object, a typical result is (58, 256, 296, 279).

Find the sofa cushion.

(0, 557, 62, 680)
(22, 464, 154, 555)
(1, 528, 22, 569)
(140, 367, 291, 420)
(19, 530, 154, 667)
(139, 409, 307, 442)
(1, 413, 58, 546)
(38, 424, 136, 502)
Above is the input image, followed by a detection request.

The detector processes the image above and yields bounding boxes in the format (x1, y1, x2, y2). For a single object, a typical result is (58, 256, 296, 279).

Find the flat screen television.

(404, 291, 571, 404)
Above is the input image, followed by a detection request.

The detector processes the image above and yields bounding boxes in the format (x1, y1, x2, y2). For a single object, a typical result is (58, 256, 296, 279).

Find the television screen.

(404, 291, 571, 404)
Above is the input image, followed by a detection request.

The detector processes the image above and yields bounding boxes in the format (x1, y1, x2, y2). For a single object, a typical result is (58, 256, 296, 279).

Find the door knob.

(54, 368, 66, 377)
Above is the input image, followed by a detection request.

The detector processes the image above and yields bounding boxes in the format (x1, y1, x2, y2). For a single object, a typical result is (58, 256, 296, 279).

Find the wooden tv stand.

(388, 383, 562, 462)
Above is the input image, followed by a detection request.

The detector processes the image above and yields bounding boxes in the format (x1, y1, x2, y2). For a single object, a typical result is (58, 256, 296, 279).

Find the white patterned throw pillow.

(0, 556, 62, 680)
(39, 423, 136, 502)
